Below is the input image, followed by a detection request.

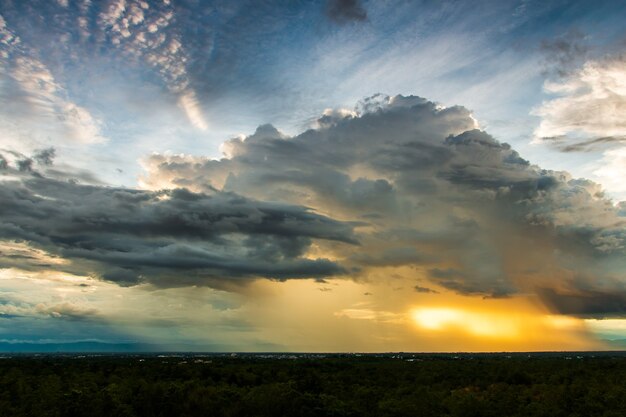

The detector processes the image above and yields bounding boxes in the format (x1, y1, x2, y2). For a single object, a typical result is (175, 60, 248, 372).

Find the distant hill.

(0, 341, 251, 353)
(605, 339, 626, 349)
(0, 341, 159, 353)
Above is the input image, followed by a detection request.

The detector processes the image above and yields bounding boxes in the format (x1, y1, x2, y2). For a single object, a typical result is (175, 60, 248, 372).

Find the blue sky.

(1, 0, 626, 351)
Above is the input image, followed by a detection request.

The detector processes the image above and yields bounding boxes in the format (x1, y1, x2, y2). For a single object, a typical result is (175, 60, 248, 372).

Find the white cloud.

(533, 56, 626, 140)
(594, 147, 626, 196)
(531, 55, 626, 201)
(178, 90, 208, 130)
(98, 0, 127, 29)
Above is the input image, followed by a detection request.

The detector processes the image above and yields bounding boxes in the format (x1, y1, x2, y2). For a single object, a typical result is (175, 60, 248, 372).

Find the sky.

(0, 0, 625, 352)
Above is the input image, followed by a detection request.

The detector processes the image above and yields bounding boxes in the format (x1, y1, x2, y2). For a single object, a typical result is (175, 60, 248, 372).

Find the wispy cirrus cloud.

(0, 14, 104, 144)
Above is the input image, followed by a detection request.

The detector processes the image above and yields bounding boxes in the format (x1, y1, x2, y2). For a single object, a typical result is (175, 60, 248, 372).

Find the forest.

(1, 353, 626, 417)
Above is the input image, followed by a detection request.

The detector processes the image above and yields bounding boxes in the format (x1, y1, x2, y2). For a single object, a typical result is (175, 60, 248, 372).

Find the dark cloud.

(540, 30, 589, 79)
(538, 287, 626, 317)
(2, 94, 625, 315)
(350, 247, 434, 267)
(427, 268, 507, 296)
(555, 136, 626, 153)
(17, 158, 33, 172)
(0, 171, 357, 287)
(325, 0, 367, 24)
(33, 147, 55, 165)
(414, 285, 438, 294)
(141, 94, 626, 311)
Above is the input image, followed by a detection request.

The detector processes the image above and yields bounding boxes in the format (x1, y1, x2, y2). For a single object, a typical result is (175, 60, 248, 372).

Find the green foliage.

(1, 356, 626, 416)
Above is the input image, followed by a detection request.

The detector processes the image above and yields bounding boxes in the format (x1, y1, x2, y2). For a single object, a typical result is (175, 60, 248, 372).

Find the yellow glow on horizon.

(545, 315, 581, 329)
(411, 307, 520, 338)
(411, 306, 590, 342)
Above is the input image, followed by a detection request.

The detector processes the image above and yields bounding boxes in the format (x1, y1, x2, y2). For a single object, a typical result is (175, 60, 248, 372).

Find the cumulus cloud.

(139, 95, 626, 317)
(1, 94, 624, 317)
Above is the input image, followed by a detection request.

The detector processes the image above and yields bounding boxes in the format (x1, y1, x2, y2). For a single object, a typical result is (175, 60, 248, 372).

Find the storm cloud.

(1, 95, 625, 316)
(0, 166, 357, 286)
(140, 95, 626, 316)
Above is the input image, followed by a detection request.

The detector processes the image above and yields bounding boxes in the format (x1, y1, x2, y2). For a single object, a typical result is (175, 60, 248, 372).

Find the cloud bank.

(0, 166, 356, 287)
(2, 95, 626, 318)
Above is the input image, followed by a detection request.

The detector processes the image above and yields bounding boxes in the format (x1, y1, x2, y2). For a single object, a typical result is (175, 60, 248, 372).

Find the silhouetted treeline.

(1, 355, 626, 416)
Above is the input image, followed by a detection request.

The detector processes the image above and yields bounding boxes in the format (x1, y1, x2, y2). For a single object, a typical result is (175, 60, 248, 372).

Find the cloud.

(0, 165, 356, 287)
(533, 53, 626, 200)
(2, 0, 209, 137)
(1, 94, 624, 317)
(533, 54, 626, 144)
(334, 307, 401, 323)
(34, 302, 99, 321)
(16, 157, 33, 172)
(139, 94, 626, 316)
(594, 147, 626, 195)
(414, 285, 438, 294)
(540, 30, 589, 79)
(325, 0, 367, 25)
(538, 288, 626, 318)
(33, 147, 56, 166)
(549, 135, 626, 153)
(95, 0, 209, 129)
(0, 13, 105, 144)
(178, 90, 208, 130)
(0, 292, 98, 321)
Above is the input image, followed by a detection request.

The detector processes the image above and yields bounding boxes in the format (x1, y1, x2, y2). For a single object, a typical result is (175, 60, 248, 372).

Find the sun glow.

(411, 307, 520, 338)
(410, 306, 590, 342)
